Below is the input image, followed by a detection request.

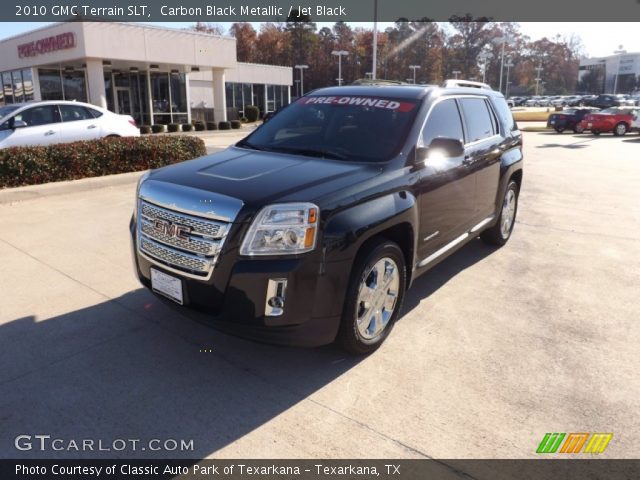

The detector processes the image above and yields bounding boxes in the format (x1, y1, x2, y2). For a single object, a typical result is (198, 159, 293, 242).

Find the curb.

(0, 170, 145, 205)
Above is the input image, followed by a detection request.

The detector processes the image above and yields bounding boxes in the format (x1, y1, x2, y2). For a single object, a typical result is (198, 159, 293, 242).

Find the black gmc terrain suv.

(130, 80, 523, 354)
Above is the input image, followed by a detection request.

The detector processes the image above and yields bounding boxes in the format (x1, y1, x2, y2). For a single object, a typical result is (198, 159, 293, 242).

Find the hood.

(146, 146, 383, 215)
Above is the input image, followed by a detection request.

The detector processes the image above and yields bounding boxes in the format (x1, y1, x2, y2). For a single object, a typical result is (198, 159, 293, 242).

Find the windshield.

(0, 105, 20, 119)
(239, 95, 421, 162)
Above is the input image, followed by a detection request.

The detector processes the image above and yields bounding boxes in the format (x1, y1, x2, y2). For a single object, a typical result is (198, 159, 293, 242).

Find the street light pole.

(492, 36, 511, 94)
(409, 65, 421, 84)
(612, 45, 626, 94)
(452, 70, 461, 79)
(534, 65, 543, 96)
(294, 64, 308, 95)
(505, 59, 514, 97)
(372, 0, 378, 80)
(331, 50, 349, 86)
(294, 79, 300, 98)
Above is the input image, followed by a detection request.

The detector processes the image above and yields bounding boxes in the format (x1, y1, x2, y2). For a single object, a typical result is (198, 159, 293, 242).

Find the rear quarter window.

(492, 97, 518, 133)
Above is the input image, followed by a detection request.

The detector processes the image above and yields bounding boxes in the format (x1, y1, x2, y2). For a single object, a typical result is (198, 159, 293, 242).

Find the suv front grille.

(137, 199, 231, 279)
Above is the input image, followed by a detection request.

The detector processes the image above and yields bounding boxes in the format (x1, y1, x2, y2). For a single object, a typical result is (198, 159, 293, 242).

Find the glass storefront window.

(2, 72, 14, 104)
(170, 73, 187, 114)
(12, 71, 24, 103)
(151, 72, 170, 123)
(62, 71, 87, 102)
(22, 69, 34, 102)
(38, 69, 64, 101)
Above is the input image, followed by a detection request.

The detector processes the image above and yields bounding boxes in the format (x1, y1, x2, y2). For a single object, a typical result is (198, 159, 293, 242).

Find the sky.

(0, 22, 638, 58)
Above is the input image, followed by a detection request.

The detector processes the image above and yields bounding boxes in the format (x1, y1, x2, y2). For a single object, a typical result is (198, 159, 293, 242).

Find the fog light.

(265, 279, 287, 316)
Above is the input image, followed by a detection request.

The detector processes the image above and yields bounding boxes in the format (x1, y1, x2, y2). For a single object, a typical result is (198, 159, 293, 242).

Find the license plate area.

(151, 268, 184, 305)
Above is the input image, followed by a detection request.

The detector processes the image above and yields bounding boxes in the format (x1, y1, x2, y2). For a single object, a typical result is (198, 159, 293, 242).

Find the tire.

(481, 180, 519, 247)
(573, 124, 585, 134)
(554, 127, 565, 134)
(592, 130, 600, 136)
(337, 239, 406, 355)
(613, 122, 627, 137)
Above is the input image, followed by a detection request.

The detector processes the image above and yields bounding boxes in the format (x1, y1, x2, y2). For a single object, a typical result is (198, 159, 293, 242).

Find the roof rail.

(443, 79, 492, 90)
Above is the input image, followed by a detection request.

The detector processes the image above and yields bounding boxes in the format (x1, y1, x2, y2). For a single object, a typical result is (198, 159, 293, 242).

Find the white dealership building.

(579, 52, 640, 94)
(0, 22, 293, 124)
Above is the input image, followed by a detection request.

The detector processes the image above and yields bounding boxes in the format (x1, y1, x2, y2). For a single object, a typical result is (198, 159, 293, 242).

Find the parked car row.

(547, 107, 640, 136)
(0, 101, 140, 149)
(511, 94, 640, 108)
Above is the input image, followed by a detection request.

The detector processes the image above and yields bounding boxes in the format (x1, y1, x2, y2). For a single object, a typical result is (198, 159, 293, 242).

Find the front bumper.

(130, 217, 345, 347)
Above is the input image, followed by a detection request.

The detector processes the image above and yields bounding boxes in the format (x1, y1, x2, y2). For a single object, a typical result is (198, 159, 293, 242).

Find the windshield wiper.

(236, 140, 269, 151)
(268, 146, 349, 160)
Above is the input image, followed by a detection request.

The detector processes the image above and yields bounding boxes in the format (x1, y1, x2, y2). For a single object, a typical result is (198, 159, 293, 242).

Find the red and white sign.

(17, 32, 76, 58)
(299, 96, 416, 112)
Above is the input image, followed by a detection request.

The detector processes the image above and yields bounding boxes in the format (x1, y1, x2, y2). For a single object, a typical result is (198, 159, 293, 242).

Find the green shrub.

(230, 120, 242, 129)
(139, 125, 152, 135)
(182, 123, 194, 132)
(219, 121, 231, 130)
(206, 122, 218, 131)
(244, 105, 259, 122)
(151, 124, 165, 134)
(240, 117, 248, 123)
(0, 136, 207, 188)
(194, 122, 206, 131)
(167, 123, 180, 133)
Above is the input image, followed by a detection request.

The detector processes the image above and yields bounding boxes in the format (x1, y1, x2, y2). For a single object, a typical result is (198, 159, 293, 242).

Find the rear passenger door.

(59, 104, 102, 143)
(458, 97, 503, 221)
(416, 97, 476, 258)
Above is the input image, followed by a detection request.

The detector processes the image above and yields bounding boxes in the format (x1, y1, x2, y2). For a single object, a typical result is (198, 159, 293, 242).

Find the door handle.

(463, 155, 475, 165)
(87, 124, 97, 129)
(44, 130, 55, 136)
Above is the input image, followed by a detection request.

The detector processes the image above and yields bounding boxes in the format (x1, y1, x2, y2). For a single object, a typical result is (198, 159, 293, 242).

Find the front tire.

(338, 239, 406, 355)
(481, 180, 519, 246)
(555, 127, 565, 133)
(574, 124, 585, 134)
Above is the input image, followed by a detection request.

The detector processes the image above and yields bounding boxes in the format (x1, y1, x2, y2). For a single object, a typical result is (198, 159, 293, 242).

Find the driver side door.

(2, 105, 62, 148)
(416, 97, 477, 261)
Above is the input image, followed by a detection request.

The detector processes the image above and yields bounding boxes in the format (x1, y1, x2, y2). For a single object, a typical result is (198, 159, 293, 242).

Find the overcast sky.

(1, 22, 638, 58)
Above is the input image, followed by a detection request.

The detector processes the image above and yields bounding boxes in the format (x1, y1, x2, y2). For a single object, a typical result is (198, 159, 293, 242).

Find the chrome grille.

(137, 198, 235, 280)
(140, 238, 209, 274)
(141, 202, 225, 238)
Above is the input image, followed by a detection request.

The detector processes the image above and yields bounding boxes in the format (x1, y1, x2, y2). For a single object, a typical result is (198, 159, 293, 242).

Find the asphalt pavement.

(1, 130, 639, 460)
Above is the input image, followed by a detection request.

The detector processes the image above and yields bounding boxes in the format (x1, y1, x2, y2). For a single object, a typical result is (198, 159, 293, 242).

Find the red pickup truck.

(578, 107, 639, 136)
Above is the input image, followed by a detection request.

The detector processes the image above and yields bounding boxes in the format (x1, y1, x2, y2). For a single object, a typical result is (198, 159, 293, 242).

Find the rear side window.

(421, 98, 464, 146)
(492, 97, 518, 133)
(459, 98, 495, 143)
(87, 107, 103, 118)
(59, 105, 95, 122)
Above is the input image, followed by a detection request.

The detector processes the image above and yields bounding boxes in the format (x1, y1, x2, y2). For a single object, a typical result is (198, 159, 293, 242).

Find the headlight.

(240, 202, 319, 256)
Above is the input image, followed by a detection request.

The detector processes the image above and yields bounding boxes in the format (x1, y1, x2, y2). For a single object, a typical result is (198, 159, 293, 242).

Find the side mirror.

(9, 118, 27, 130)
(417, 137, 465, 163)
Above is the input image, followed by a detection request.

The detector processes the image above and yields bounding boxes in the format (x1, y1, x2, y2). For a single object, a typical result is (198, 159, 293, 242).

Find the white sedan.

(632, 111, 640, 133)
(0, 100, 140, 149)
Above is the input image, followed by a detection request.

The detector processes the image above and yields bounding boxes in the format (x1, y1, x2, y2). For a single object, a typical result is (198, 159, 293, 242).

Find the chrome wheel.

(615, 123, 627, 136)
(500, 188, 517, 239)
(356, 257, 400, 340)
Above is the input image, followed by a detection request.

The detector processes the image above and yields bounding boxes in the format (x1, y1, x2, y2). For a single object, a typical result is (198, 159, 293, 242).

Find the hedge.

(182, 123, 194, 132)
(0, 135, 207, 188)
(167, 123, 180, 133)
(206, 122, 218, 131)
(194, 121, 206, 131)
(219, 121, 231, 130)
(151, 124, 165, 133)
(140, 125, 152, 135)
(245, 105, 259, 122)
(230, 120, 242, 129)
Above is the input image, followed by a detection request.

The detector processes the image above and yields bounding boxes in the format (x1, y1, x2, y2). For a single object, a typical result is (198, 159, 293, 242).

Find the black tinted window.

(14, 105, 60, 127)
(459, 98, 495, 143)
(421, 99, 464, 146)
(87, 107, 103, 118)
(60, 105, 94, 122)
(492, 97, 517, 132)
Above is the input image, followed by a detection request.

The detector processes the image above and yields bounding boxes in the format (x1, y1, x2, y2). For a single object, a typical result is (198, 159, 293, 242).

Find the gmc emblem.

(153, 219, 191, 240)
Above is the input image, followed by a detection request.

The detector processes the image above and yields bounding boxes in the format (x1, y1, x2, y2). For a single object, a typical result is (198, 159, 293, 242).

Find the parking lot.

(1, 130, 639, 460)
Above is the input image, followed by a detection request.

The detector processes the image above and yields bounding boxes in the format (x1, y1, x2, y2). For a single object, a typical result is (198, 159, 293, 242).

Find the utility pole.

(452, 70, 461, 79)
(505, 58, 514, 97)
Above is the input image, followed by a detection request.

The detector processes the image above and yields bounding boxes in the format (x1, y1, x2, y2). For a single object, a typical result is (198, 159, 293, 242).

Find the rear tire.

(481, 180, 519, 247)
(592, 130, 600, 136)
(613, 122, 627, 137)
(573, 124, 585, 134)
(554, 127, 565, 134)
(337, 239, 406, 355)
